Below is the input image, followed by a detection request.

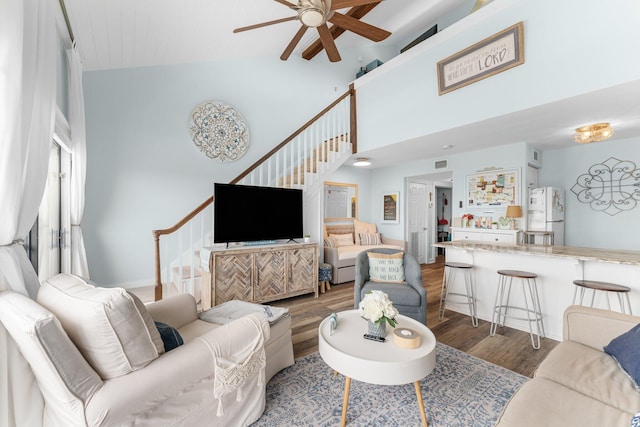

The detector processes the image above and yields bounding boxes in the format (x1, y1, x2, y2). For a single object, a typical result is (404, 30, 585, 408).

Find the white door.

(407, 180, 429, 264)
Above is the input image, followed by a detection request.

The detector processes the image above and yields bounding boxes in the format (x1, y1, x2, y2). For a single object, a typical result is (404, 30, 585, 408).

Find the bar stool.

(490, 269, 545, 349)
(438, 262, 477, 327)
(572, 280, 632, 314)
(318, 263, 332, 296)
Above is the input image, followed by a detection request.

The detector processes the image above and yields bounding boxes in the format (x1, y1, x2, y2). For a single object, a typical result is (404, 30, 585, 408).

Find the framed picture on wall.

(382, 191, 400, 223)
(466, 168, 520, 208)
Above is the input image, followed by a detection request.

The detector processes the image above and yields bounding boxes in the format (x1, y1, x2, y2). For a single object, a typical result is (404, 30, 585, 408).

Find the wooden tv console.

(200, 242, 318, 310)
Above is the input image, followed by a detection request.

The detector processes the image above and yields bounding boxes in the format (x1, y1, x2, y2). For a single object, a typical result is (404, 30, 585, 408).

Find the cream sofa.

(496, 305, 640, 426)
(324, 222, 406, 284)
(0, 273, 294, 427)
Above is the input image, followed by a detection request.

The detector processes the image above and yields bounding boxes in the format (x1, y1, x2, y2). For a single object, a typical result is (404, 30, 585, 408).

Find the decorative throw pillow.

(329, 233, 354, 247)
(0, 290, 103, 423)
(354, 220, 377, 245)
(323, 237, 337, 248)
(128, 291, 165, 355)
(604, 323, 640, 388)
(37, 274, 161, 379)
(154, 321, 184, 352)
(359, 232, 381, 246)
(367, 251, 405, 283)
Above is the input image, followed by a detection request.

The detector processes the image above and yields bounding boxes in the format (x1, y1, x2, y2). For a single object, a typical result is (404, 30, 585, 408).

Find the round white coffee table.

(318, 310, 436, 426)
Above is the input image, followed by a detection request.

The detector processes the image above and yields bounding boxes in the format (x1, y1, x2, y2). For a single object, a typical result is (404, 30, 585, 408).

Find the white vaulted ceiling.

(62, 0, 466, 71)
(60, 0, 640, 162)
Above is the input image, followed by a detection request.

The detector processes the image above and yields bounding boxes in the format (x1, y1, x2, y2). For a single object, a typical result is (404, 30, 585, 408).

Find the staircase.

(152, 85, 357, 302)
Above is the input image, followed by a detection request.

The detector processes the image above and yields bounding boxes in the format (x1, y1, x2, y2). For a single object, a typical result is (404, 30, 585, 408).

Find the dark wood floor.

(275, 255, 558, 378)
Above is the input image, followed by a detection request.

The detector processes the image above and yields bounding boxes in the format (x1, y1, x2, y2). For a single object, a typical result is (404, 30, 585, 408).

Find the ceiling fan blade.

(302, 2, 380, 60)
(317, 24, 341, 62)
(233, 16, 297, 33)
(274, 0, 297, 8)
(281, 25, 309, 60)
(329, 11, 390, 41)
(331, 0, 381, 9)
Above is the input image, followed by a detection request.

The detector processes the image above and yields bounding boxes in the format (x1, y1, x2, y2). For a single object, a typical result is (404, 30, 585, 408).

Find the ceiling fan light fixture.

(299, 7, 326, 27)
(353, 157, 371, 167)
(573, 122, 614, 143)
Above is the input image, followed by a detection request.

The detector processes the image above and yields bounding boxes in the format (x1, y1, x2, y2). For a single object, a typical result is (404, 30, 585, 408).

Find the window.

(25, 138, 71, 280)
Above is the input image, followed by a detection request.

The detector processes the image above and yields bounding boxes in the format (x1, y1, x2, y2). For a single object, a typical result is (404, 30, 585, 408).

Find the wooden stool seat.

(498, 270, 538, 279)
(444, 262, 473, 269)
(573, 280, 631, 293)
(572, 279, 632, 314)
(439, 262, 477, 327)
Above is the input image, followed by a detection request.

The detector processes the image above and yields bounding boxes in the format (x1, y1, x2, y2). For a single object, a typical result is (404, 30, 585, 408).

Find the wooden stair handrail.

(152, 84, 357, 300)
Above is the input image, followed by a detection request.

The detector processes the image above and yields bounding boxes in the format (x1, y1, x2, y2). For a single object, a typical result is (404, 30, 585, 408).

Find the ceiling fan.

(233, 0, 391, 62)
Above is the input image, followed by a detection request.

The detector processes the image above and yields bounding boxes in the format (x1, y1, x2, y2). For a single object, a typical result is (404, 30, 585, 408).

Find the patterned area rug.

(251, 343, 527, 427)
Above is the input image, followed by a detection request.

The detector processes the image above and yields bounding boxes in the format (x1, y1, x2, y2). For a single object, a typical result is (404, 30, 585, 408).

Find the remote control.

(363, 334, 386, 342)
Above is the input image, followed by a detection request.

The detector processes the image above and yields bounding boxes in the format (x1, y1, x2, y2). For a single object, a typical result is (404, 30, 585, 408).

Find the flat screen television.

(213, 183, 304, 244)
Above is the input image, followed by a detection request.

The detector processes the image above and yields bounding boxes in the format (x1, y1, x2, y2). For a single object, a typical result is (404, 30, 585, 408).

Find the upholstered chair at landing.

(354, 248, 427, 325)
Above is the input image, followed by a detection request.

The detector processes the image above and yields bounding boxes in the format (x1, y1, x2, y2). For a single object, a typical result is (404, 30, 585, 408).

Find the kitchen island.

(434, 241, 640, 341)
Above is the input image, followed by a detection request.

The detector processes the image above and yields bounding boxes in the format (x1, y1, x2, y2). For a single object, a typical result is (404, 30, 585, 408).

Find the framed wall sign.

(437, 22, 524, 95)
(382, 191, 400, 223)
(466, 168, 520, 208)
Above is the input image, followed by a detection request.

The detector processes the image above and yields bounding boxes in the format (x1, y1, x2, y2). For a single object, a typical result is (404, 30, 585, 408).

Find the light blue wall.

(539, 137, 640, 250)
(355, 0, 640, 153)
(83, 56, 359, 286)
(82, 0, 640, 286)
(365, 143, 528, 240)
(349, 0, 640, 250)
(354, 135, 639, 251)
(362, 138, 639, 250)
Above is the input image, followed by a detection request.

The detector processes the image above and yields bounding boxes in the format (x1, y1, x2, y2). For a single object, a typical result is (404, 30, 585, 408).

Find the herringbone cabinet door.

(254, 250, 286, 301)
(288, 247, 316, 293)
(214, 253, 253, 304)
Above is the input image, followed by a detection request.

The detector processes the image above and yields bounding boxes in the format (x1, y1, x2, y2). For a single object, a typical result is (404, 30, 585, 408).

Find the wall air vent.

(434, 160, 448, 169)
(528, 146, 542, 168)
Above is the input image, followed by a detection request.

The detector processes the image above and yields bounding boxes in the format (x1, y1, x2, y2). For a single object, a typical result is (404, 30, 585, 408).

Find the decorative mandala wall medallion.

(189, 101, 249, 162)
(571, 157, 640, 215)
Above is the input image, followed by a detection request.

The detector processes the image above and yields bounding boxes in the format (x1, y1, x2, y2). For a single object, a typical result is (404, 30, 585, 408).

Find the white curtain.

(0, 0, 58, 425)
(67, 43, 90, 278)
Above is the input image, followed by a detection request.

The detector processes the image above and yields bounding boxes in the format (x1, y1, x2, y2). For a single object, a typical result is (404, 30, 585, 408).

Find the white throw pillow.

(128, 290, 165, 354)
(329, 233, 355, 247)
(0, 291, 103, 425)
(37, 274, 160, 379)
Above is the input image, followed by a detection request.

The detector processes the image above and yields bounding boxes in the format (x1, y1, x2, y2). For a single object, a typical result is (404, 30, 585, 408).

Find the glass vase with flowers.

(358, 290, 399, 338)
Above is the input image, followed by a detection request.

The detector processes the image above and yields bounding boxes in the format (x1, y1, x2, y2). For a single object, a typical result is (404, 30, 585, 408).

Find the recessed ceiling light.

(353, 158, 371, 167)
(442, 144, 454, 149)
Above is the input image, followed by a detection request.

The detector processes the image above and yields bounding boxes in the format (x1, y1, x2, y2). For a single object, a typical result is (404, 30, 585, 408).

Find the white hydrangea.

(358, 290, 398, 326)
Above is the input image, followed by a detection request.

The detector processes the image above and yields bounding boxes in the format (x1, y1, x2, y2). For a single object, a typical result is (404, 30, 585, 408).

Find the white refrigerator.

(527, 187, 565, 245)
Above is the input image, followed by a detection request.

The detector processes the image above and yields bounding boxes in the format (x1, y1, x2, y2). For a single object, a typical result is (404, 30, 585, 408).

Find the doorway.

(406, 179, 431, 264)
(406, 171, 453, 264)
(435, 185, 452, 255)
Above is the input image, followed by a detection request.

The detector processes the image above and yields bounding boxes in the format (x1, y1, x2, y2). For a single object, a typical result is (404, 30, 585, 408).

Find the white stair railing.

(159, 202, 212, 303)
(237, 94, 352, 196)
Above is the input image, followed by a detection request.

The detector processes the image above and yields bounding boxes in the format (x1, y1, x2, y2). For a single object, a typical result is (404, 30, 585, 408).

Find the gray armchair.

(354, 248, 427, 325)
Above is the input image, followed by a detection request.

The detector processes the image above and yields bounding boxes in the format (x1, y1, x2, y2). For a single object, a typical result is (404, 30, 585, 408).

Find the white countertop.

(434, 241, 640, 266)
